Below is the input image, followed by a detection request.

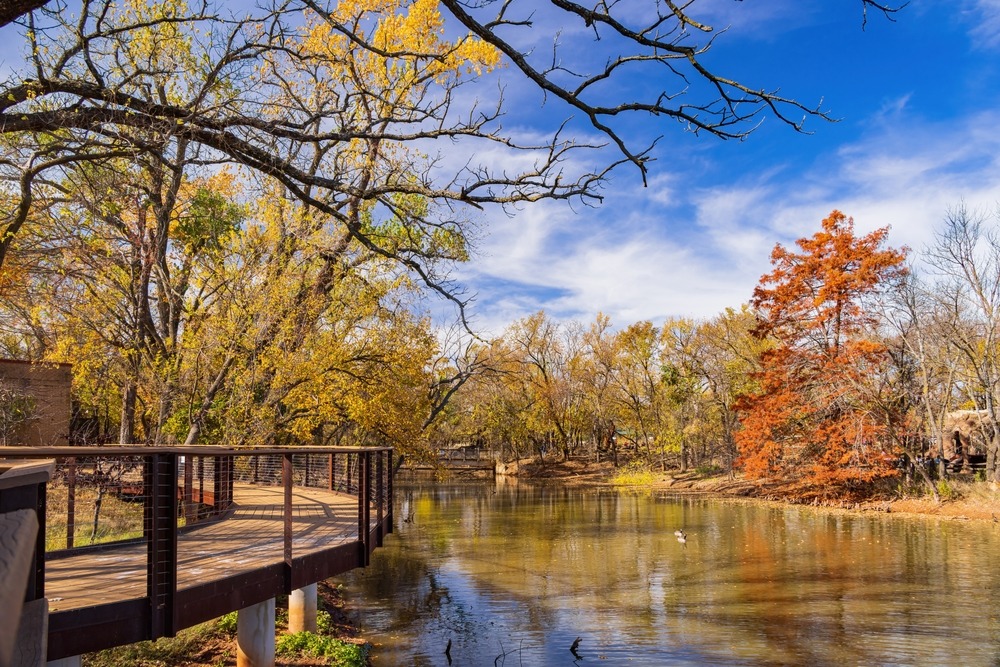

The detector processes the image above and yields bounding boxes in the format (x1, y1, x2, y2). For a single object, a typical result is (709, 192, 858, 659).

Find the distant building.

(0, 359, 72, 446)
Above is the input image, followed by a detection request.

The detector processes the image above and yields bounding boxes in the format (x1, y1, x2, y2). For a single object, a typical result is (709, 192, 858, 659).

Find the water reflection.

(339, 481, 1000, 666)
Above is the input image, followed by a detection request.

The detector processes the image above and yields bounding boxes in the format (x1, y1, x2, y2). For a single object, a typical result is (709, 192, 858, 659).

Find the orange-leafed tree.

(736, 210, 909, 495)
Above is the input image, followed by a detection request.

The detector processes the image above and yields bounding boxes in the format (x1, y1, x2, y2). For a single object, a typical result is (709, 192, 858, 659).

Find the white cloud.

(460, 102, 1000, 335)
(966, 0, 1000, 47)
(694, 109, 1000, 276)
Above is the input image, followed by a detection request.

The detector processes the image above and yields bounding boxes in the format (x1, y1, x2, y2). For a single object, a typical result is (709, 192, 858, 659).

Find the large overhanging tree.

(1, 0, 904, 282)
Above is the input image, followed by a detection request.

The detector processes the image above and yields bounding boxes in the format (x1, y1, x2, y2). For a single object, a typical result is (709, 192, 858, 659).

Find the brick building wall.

(0, 359, 72, 446)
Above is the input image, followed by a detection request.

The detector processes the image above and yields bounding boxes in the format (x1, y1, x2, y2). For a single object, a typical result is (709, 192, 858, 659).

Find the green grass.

(276, 632, 367, 666)
(45, 483, 145, 551)
(83, 619, 223, 667)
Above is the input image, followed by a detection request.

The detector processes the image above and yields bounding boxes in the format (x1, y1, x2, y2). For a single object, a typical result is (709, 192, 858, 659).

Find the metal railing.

(0, 445, 393, 660)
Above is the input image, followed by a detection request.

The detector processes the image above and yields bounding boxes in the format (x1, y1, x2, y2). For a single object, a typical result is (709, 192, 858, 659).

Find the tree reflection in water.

(340, 481, 1000, 666)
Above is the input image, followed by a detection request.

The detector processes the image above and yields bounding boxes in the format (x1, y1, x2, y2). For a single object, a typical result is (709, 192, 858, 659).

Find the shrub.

(216, 611, 238, 635)
(276, 632, 368, 666)
(937, 479, 959, 501)
(317, 609, 333, 634)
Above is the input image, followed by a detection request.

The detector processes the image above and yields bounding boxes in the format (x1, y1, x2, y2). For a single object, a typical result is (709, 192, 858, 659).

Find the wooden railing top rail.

(0, 445, 393, 458)
(0, 459, 54, 490)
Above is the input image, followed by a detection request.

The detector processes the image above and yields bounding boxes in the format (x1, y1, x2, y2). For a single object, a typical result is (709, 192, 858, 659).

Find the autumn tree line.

(7, 183, 1000, 500)
(0, 1, 938, 498)
(435, 208, 1000, 499)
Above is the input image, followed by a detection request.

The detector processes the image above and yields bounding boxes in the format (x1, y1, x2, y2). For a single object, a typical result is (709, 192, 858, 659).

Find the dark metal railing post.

(386, 450, 393, 535)
(182, 454, 194, 524)
(346, 453, 354, 494)
(33, 478, 46, 599)
(225, 455, 234, 508)
(363, 451, 372, 562)
(328, 453, 335, 492)
(375, 452, 384, 547)
(66, 457, 76, 549)
(283, 453, 293, 569)
(356, 452, 368, 566)
(146, 453, 178, 639)
(197, 455, 205, 511)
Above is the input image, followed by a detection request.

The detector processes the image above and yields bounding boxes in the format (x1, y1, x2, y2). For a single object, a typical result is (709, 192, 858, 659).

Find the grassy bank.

(83, 581, 368, 667)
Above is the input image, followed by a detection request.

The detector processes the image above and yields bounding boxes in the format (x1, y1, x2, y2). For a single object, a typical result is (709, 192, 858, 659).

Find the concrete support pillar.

(288, 583, 318, 633)
(237, 598, 275, 667)
(46, 657, 81, 667)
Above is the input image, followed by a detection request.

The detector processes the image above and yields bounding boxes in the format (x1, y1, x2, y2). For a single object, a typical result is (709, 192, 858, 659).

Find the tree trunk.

(90, 487, 105, 543)
(183, 355, 237, 445)
(119, 381, 136, 444)
(989, 431, 1000, 483)
(905, 451, 941, 502)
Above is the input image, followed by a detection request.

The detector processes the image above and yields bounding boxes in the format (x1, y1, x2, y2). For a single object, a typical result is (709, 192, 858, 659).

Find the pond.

(337, 480, 1000, 666)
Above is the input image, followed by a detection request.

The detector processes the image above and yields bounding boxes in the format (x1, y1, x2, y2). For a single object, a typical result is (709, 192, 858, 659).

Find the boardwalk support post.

(237, 599, 275, 667)
(288, 583, 317, 634)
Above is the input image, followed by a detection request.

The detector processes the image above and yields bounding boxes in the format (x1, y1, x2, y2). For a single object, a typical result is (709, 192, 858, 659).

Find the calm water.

(339, 480, 1000, 666)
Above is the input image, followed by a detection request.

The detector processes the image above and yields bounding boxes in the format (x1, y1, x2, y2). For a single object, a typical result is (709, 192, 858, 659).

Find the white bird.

(673, 528, 685, 537)
(676, 531, 687, 545)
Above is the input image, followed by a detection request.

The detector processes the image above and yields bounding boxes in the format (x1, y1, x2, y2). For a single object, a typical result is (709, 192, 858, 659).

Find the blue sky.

(449, 1, 1000, 335)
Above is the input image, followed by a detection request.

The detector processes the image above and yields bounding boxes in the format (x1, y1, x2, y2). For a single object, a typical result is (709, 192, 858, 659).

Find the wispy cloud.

(460, 102, 1000, 334)
(965, 0, 1000, 47)
(695, 109, 1000, 273)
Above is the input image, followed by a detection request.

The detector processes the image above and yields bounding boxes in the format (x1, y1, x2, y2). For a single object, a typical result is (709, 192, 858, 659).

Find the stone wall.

(0, 359, 72, 446)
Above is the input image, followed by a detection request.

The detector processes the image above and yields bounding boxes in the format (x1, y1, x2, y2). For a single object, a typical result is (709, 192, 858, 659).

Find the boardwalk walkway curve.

(0, 445, 393, 664)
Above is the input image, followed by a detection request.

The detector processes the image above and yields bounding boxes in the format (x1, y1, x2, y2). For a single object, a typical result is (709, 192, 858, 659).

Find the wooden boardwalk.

(46, 484, 358, 612)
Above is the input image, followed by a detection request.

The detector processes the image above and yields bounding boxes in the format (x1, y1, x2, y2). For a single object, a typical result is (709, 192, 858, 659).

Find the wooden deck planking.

(45, 484, 359, 612)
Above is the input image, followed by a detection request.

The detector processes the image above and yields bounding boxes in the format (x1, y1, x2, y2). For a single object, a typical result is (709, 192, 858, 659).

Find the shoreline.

(506, 456, 1000, 524)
